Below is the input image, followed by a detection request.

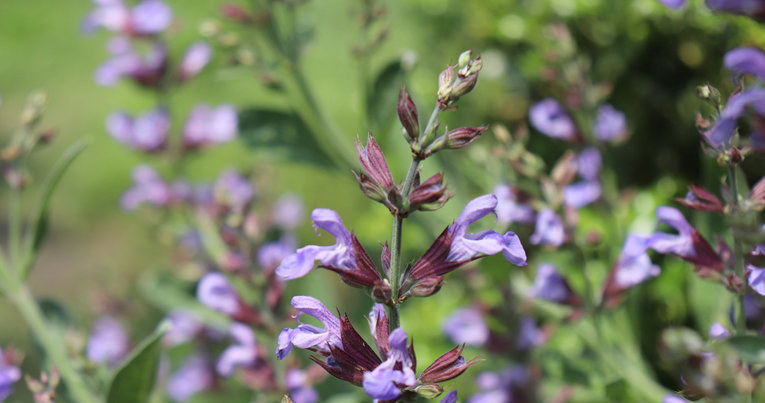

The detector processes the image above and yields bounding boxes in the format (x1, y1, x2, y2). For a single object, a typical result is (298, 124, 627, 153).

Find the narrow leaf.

(106, 320, 171, 403)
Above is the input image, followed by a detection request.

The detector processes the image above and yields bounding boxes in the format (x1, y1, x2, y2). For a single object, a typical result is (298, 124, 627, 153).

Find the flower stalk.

(727, 164, 746, 333)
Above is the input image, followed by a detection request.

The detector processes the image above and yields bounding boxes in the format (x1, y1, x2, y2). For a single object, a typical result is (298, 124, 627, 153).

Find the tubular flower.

(182, 104, 238, 149)
(442, 308, 489, 346)
(216, 323, 257, 376)
(166, 354, 213, 402)
(594, 104, 628, 141)
(529, 263, 579, 306)
(645, 206, 723, 272)
(95, 38, 167, 88)
(529, 208, 565, 247)
(529, 98, 578, 141)
(602, 235, 661, 306)
(107, 107, 169, 152)
(403, 194, 526, 298)
(276, 296, 342, 360)
(82, 0, 172, 36)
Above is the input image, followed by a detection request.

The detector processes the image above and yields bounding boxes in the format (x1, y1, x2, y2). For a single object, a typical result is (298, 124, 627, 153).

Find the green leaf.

(238, 109, 334, 166)
(106, 321, 171, 403)
(726, 335, 765, 364)
(366, 61, 406, 137)
(20, 140, 88, 279)
(137, 271, 230, 331)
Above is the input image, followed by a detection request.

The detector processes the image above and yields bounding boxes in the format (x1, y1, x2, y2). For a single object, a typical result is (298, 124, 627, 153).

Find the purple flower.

(107, 107, 169, 152)
(163, 310, 203, 347)
(272, 194, 305, 230)
(167, 354, 213, 402)
(612, 235, 660, 289)
(468, 366, 528, 403)
(276, 296, 342, 360)
(706, 0, 765, 18)
(0, 348, 21, 402)
(747, 264, 765, 295)
(183, 104, 238, 149)
(530, 208, 565, 247)
(257, 238, 297, 272)
(516, 317, 543, 350)
(83, 0, 172, 35)
(285, 368, 319, 403)
(658, 0, 687, 9)
(120, 165, 172, 210)
(214, 170, 255, 212)
(178, 42, 212, 81)
(446, 194, 527, 266)
(217, 322, 257, 376)
(95, 39, 167, 87)
(662, 395, 688, 403)
(709, 322, 729, 339)
(441, 390, 458, 403)
(577, 147, 602, 181)
(594, 104, 628, 141)
(276, 209, 355, 280)
(530, 263, 574, 304)
(493, 184, 534, 226)
(645, 206, 723, 271)
(86, 316, 129, 365)
(724, 46, 765, 81)
(197, 272, 240, 316)
(706, 89, 765, 147)
(442, 308, 489, 346)
(563, 181, 602, 208)
(362, 328, 417, 401)
(529, 98, 577, 141)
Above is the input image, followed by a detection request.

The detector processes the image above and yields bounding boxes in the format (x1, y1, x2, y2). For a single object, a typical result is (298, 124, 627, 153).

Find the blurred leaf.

(106, 320, 171, 403)
(138, 272, 230, 331)
(367, 61, 406, 138)
(238, 109, 334, 166)
(21, 140, 87, 279)
(726, 335, 765, 364)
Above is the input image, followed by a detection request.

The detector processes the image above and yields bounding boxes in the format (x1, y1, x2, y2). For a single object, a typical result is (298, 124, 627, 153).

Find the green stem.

(8, 281, 98, 403)
(8, 190, 22, 268)
(728, 165, 746, 334)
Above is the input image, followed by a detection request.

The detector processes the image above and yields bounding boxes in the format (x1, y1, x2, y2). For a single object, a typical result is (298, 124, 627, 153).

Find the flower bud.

(458, 50, 472, 69)
(445, 125, 487, 149)
(414, 384, 443, 399)
(220, 3, 253, 23)
(437, 66, 454, 105)
(397, 86, 420, 145)
(21, 92, 47, 127)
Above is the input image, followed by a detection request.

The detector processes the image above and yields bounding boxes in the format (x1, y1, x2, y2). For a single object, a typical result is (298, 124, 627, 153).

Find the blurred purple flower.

(107, 107, 169, 152)
(276, 209, 355, 280)
(706, 0, 765, 18)
(747, 264, 765, 295)
(663, 395, 688, 403)
(272, 194, 305, 230)
(441, 390, 458, 403)
(217, 322, 257, 376)
(214, 170, 255, 213)
(446, 194, 527, 265)
(516, 317, 544, 350)
(183, 104, 238, 149)
(362, 328, 417, 401)
(120, 164, 172, 210)
(86, 316, 129, 365)
(530, 263, 573, 304)
(257, 237, 297, 272)
(493, 184, 534, 226)
(167, 354, 213, 402)
(197, 272, 240, 316)
(285, 368, 319, 403)
(563, 181, 602, 208)
(577, 147, 602, 181)
(442, 308, 489, 346)
(724, 46, 765, 81)
(179, 42, 212, 81)
(0, 348, 21, 402)
(468, 366, 528, 403)
(276, 296, 342, 360)
(613, 235, 660, 288)
(95, 39, 167, 87)
(83, 0, 172, 35)
(163, 310, 203, 347)
(645, 206, 723, 271)
(658, 0, 687, 9)
(706, 89, 765, 147)
(709, 322, 729, 339)
(594, 104, 628, 141)
(530, 208, 565, 247)
(529, 98, 577, 141)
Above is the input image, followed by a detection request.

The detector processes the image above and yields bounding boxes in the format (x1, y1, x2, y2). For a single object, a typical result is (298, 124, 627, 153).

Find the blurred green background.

(2, 0, 765, 401)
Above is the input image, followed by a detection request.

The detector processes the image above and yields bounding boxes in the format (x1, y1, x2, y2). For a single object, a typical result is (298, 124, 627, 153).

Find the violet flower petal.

(530, 263, 570, 303)
(276, 296, 342, 359)
(529, 98, 577, 140)
(179, 42, 212, 80)
(196, 272, 239, 315)
(131, 0, 172, 34)
(614, 235, 660, 288)
(441, 391, 458, 403)
(724, 46, 765, 81)
(563, 181, 602, 208)
(167, 354, 213, 402)
(442, 308, 489, 346)
(216, 322, 256, 376)
(86, 316, 129, 365)
(530, 208, 565, 247)
(747, 264, 765, 295)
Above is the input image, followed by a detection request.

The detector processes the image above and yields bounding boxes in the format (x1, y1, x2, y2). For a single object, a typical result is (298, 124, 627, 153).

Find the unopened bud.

(458, 50, 472, 69)
(20, 92, 47, 127)
(551, 150, 578, 186)
(354, 171, 387, 203)
(397, 86, 420, 144)
(406, 275, 444, 298)
(451, 68, 479, 99)
(220, 3, 253, 23)
(728, 146, 744, 165)
(199, 19, 222, 37)
(437, 66, 454, 105)
(445, 125, 487, 149)
(415, 384, 444, 399)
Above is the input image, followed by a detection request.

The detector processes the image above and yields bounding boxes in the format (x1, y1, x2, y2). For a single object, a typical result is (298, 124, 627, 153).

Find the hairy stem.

(387, 105, 443, 331)
(8, 281, 97, 403)
(728, 165, 746, 334)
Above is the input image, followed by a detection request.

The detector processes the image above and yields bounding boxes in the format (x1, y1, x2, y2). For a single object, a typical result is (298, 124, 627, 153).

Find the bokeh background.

(1, 0, 765, 401)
